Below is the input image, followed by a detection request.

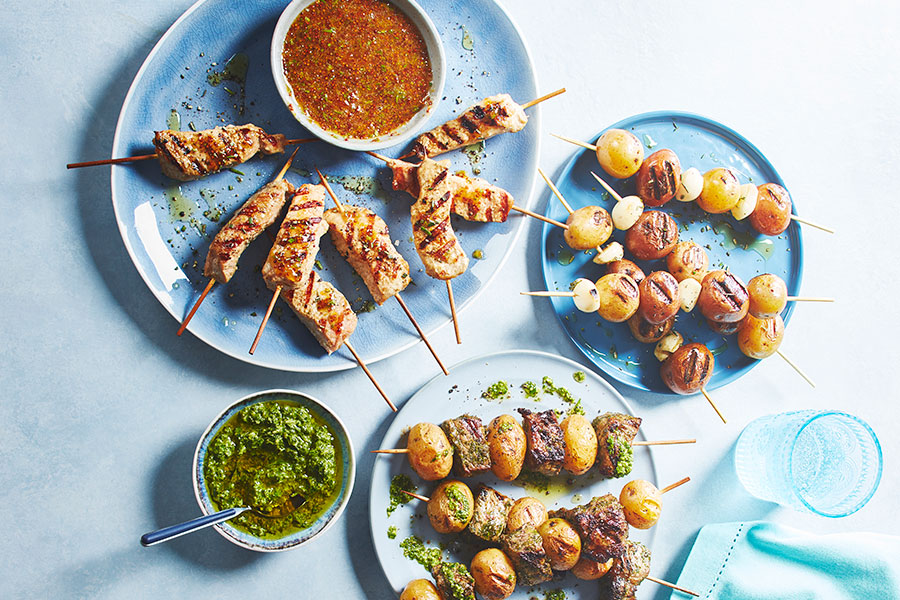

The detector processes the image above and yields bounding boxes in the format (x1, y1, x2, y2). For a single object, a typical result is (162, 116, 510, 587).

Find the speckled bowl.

(192, 389, 355, 552)
(270, 0, 445, 151)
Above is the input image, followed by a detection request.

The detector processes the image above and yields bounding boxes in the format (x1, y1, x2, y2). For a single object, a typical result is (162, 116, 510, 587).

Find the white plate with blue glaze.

(370, 350, 660, 598)
(542, 112, 804, 393)
(111, 0, 540, 371)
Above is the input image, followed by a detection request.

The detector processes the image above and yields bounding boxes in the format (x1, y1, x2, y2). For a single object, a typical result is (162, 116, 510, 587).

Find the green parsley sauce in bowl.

(193, 389, 355, 552)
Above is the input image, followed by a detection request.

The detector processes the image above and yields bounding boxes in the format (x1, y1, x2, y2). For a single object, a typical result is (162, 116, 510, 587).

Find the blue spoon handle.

(140, 507, 249, 546)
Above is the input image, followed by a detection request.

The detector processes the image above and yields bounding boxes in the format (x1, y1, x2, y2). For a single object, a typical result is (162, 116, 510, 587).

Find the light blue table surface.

(2, 1, 899, 598)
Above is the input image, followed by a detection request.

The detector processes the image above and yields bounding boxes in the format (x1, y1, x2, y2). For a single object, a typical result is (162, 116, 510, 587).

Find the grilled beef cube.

(500, 525, 553, 586)
(599, 540, 652, 600)
(592, 412, 642, 479)
(517, 408, 565, 476)
(549, 494, 628, 563)
(431, 561, 476, 600)
(441, 415, 491, 477)
(468, 485, 514, 542)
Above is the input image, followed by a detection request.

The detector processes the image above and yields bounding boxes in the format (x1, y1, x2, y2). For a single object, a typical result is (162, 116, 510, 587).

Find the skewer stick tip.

(550, 132, 597, 152)
(177, 278, 216, 336)
(395, 293, 449, 376)
(316, 167, 345, 214)
(274, 146, 301, 181)
(660, 476, 691, 494)
(589, 171, 624, 203)
(445, 280, 462, 344)
(249, 286, 281, 355)
(401, 490, 430, 502)
(791, 215, 834, 234)
(776, 349, 816, 388)
(537, 167, 574, 214)
(700, 387, 727, 424)
(521, 87, 566, 109)
(345, 340, 397, 411)
(646, 576, 699, 597)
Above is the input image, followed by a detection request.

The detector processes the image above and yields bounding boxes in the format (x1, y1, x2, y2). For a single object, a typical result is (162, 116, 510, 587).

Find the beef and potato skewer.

(67, 124, 314, 177)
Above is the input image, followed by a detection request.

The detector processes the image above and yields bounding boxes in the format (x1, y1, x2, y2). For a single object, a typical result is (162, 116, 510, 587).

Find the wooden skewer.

(776, 349, 815, 388)
(176, 278, 216, 336)
(446, 280, 462, 344)
(66, 138, 315, 170)
(660, 476, 691, 494)
(537, 167, 573, 214)
(318, 167, 448, 375)
(401, 490, 430, 502)
(646, 576, 699, 597)
(551, 132, 597, 151)
(176, 149, 300, 337)
(249, 286, 281, 355)
(520, 87, 566, 110)
(787, 296, 834, 303)
(701, 387, 727, 424)
(590, 171, 624, 202)
(632, 439, 696, 446)
(520, 290, 574, 298)
(344, 340, 397, 411)
(791, 215, 834, 234)
(371, 448, 409, 454)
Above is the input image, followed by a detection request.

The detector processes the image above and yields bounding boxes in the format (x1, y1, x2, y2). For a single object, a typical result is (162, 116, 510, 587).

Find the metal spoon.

(140, 494, 305, 547)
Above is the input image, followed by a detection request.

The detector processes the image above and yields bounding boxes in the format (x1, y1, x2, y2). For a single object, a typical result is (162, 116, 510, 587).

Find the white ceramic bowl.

(270, 0, 445, 151)
(193, 389, 355, 552)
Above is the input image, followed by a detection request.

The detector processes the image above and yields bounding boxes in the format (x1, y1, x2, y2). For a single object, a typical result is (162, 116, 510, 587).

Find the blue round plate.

(193, 388, 355, 552)
(541, 112, 804, 393)
(370, 350, 660, 598)
(112, 0, 540, 371)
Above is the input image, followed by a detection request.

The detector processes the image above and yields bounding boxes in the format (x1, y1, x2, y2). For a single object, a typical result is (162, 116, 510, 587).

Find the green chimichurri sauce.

(573, 371, 586, 383)
(520, 381, 539, 398)
(388, 474, 417, 517)
(203, 400, 341, 539)
(400, 535, 443, 570)
(482, 380, 510, 400)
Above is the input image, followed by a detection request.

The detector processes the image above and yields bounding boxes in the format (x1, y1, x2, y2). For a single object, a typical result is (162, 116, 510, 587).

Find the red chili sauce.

(282, 0, 433, 140)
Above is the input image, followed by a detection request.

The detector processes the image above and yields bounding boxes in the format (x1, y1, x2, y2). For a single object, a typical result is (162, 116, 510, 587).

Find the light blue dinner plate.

(111, 0, 540, 371)
(370, 350, 662, 598)
(541, 112, 804, 393)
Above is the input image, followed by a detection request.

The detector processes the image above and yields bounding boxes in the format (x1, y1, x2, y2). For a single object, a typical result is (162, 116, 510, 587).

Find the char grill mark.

(517, 408, 565, 476)
(550, 494, 629, 563)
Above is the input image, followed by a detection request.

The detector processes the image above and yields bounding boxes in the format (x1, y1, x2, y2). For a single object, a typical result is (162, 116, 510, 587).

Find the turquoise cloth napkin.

(671, 521, 900, 599)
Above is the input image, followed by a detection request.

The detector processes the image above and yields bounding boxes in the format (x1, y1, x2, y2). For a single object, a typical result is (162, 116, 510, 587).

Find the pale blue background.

(2, 1, 898, 598)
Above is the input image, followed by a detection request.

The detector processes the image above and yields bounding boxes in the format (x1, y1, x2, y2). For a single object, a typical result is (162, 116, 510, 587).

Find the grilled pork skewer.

(317, 170, 448, 375)
(412, 159, 469, 343)
(177, 149, 299, 336)
(409, 88, 565, 159)
(67, 124, 314, 177)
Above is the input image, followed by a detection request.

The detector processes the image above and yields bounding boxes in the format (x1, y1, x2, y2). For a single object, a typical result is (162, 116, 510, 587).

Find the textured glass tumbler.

(734, 410, 882, 517)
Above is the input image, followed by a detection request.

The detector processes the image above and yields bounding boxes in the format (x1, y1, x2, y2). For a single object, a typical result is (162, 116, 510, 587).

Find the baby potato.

(595, 129, 644, 178)
(628, 313, 674, 343)
(400, 579, 442, 600)
(611, 195, 644, 230)
(428, 480, 474, 534)
(595, 273, 640, 323)
(749, 183, 792, 236)
(706, 318, 741, 336)
(571, 556, 614, 580)
(638, 271, 681, 325)
(697, 167, 741, 214)
(506, 497, 547, 531)
(666, 241, 709, 283)
(675, 167, 703, 202)
(564, 206, 613, 250)
(487, 415, 527, 481)
(471, 548, 517, 600)
(407, 422, 453, 481)
(636, 149, 682, 207)
(747, 273, 788, 318)
(660, 343, 714, 395)
(624, 210, 679, 260)
(619, 479, 662, 529)
(560, 415, 598, 475)
(737, 313, 785, 359)
(538, 518, 582, 570)
(592, 241, 624, 265)
(606, 259, 645, 285)
(698, 270, 750, 323)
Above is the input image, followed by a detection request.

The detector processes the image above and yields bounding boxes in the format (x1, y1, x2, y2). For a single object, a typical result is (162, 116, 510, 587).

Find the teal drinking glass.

(734, 410, 882, 517)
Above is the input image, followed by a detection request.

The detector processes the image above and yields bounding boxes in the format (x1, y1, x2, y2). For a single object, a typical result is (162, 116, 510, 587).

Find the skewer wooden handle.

(511, 205, 568, 229)
(249, 286, 281, 355)
(791, 215, 834, 234)
(345, 340, 397, 411)
(787, 296, 834, 303)
(520, 291, 575, 297)
(537, 168, 573, 214)
(395, 293, 449, 376)
(776, 349, 815, 388)
(177, 278, 216, 336)
(589, 171, 624, 202)
(401, 490, 430, 502)
(67, 153, 157, 169)
(520, 87, 566, 110)
(701, 387, 727, 424)
(446, 280, 462, 345)
(660, 476, 691, 494)
(550, 132, 597, 152)
(646, 576, 699, 597)
(371, 448, 409, 454)
(632, 439, 696, 446)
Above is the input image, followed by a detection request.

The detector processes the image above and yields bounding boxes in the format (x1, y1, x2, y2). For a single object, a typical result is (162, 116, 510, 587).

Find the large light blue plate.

(370, 350, 661, 598)
(111, 0, 539, 371)
(541, 112, 804, 393)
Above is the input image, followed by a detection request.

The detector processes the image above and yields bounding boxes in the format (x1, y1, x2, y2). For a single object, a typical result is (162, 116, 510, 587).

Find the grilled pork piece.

(500, 525, 553, 586)
(324, 206, 410, 305)
(411, 94, 528, 158)
(431, 562, 476, 600)
(469, 485, 514, 543)
(411, 159, 469, 280)
(280, 271, 357, 354)
(262, 185, 328, 292)
(549, 494, 629, 563)
(154, 124, 286, 181)
(592, 412, 642, 479)
(204, 179, 294, 283)
(517, 408, 565, 477)
(599, 540, 652, 600)
(441, 415, 491, 478)
(385, 157, 514, 223)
